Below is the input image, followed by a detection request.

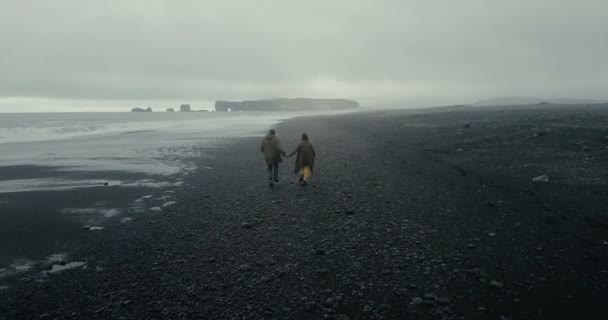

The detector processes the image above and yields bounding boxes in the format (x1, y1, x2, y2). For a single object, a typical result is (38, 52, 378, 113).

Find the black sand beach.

(1, 105, 608, 319)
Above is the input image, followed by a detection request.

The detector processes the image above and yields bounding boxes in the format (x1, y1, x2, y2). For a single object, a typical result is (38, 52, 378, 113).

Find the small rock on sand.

(490, 280, 504, 289)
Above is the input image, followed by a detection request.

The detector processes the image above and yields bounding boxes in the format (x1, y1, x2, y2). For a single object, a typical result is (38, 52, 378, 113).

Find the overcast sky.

(1, 0, 607, 111)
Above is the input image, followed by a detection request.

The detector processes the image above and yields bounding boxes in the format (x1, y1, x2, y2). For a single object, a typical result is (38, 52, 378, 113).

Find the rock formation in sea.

(180, 104, 191, 112)
(167, 108, 175, 112)
(214, 98, 359, 112)
(131, 107, 152, 112)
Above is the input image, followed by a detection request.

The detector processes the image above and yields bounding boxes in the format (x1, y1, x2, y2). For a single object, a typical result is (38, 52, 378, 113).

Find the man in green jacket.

(261, 129, 287, 187)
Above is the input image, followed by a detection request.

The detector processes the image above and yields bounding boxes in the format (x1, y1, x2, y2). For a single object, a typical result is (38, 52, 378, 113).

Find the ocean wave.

(0, 121, 171, 144)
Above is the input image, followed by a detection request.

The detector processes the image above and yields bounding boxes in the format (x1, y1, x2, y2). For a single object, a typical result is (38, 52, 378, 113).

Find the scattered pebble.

(490, 280, 504, 289)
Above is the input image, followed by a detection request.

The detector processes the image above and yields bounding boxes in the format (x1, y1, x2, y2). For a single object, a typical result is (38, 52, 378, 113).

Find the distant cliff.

(131, 107, 152, 112)
(215, 98, 359, 112)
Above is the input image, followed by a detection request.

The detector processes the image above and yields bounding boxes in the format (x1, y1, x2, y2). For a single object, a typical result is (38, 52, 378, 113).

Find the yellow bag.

(302, 166, 312, 180)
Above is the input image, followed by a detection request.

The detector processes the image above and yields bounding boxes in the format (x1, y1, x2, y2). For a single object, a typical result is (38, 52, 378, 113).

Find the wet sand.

(1, 105, 607, 319)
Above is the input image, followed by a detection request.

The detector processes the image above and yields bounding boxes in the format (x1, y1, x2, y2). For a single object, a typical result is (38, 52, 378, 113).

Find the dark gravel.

(1, 105, 607, 319)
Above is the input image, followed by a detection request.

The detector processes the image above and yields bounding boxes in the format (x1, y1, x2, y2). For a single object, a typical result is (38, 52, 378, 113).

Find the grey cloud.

(0, 0, 607, 111)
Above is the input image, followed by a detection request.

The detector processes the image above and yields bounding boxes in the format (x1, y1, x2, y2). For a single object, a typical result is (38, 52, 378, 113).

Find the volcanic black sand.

(1, 105, 607, 319)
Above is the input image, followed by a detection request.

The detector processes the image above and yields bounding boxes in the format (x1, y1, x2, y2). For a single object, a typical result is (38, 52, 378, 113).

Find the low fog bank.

(1, 95, 608, 113)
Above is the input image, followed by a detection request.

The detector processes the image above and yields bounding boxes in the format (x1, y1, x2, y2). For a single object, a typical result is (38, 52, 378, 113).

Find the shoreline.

(2, 105, 607, 319)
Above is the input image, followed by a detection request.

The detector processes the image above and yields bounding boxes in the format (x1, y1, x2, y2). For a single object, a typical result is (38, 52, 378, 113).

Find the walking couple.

(260, 129, 316, 187)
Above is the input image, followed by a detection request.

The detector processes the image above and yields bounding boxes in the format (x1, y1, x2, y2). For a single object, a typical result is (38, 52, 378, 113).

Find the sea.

(0, 111, 317, 192)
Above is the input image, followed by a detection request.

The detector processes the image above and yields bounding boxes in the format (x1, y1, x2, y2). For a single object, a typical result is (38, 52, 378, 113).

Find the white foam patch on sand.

(83, 225, 104, 230)
(122, 180, 182, 188)
(48, 262, 86, 274)
(102, 209, 120, 217)
(47, 253, 67, 263)
(0, 178, 121, 193)
(12, 260, 35, 272)
(135, 195, 153, 202)
(62, 207, 121, 218)
(121, 217, 133, 223)
(150, 207, 162, 211)
(162, 201, 177, 207)
(0, 259, 36, 278)
(0, 178, 183, 194)
(130, 206, 145, 213)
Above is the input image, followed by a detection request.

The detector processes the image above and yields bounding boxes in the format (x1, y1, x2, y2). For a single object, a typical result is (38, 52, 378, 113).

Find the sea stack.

(131, 107, 152, 112)
(180, 104, 191, 112)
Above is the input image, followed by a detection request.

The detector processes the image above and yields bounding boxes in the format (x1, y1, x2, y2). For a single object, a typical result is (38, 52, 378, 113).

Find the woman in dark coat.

(288, 133, 316, 185)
